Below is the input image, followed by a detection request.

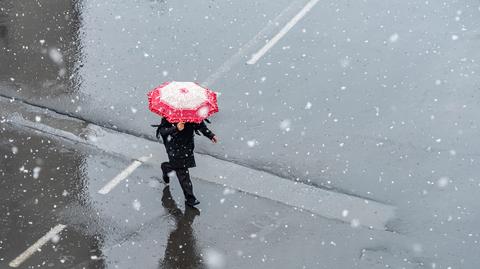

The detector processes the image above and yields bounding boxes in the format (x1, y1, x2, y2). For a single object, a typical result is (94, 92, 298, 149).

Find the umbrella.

(147, 81, 219, 123)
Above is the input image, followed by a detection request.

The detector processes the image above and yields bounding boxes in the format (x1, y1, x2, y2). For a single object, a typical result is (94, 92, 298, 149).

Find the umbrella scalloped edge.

(147, 81, 218, 123)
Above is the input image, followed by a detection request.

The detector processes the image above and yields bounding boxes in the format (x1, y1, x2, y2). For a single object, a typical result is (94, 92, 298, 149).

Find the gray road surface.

(1, 0, 480, 268)
(1, 122, 414, 269)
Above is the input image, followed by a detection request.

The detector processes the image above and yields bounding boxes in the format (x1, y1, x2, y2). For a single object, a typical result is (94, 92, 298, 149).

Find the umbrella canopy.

(147, 81, 219, 123)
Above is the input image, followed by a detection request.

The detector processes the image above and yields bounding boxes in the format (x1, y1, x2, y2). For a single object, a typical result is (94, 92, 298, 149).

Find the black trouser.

(161, 162, 196, 202)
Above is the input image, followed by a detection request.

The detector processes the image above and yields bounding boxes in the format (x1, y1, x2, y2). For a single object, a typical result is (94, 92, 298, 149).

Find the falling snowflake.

(48, 48, 64, 64)
(51, 234, 60, 244)
(247, 140, 258, 148)
(437, 177, 449, 188)
(132, 199, 141, 211)
(33, 167, 41, 179)
(280, 119, 291, 132)
(204, 248, 226, 269)
(223, 188, 235, 195)
(389, 33, 399, 43)
(197, 106, 210, 118)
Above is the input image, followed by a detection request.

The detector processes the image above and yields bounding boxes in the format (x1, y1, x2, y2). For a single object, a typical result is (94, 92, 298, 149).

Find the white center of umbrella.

(160, 82, 207, 109)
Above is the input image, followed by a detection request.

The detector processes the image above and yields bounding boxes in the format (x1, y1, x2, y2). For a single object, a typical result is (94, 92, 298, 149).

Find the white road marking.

(98, 156, 151, 194)
(202, 0, 306, 87)
(9, 224, 67, 268)
(247, 0, 320, 65)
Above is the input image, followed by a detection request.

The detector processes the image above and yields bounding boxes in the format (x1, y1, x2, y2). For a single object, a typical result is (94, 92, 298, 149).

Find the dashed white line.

(202, 0, 306, 87)
(247, 0, 320, 65)
(98, 156, 151, 195)
(9, 224, 67, 268)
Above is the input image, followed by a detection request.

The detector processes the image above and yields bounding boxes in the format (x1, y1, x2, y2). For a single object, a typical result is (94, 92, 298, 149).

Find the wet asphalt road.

(0, 124, 405, 269)
(1, 0, 480, 268)
(0, 0, 479, 199)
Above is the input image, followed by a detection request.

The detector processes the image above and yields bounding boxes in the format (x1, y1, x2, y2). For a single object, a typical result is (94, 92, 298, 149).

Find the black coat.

(156, 118, 215, 169)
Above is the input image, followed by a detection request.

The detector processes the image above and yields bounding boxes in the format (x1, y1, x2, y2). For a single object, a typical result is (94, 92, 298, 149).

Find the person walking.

(147, 81, 219, 207)
(157, 118, 217, 207)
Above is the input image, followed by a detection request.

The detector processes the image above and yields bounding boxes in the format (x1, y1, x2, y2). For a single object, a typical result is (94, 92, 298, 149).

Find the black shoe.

(185, 199, 200, 207)
(162, 175, 170, 184)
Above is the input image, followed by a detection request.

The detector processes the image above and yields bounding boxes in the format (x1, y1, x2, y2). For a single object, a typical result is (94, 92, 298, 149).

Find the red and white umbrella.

(147, 81, 219, 123)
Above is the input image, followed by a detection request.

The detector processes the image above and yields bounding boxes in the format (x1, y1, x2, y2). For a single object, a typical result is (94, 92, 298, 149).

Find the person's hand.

(177, 122, 185, 131)
(211, 135, 218, 143)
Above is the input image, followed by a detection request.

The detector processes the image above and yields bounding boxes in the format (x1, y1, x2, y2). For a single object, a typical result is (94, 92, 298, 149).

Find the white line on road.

(246, 0, 320, 65)
(9, 224, 67, 268)
(98, 156, 151, 194)
(202, 0, 306, 87)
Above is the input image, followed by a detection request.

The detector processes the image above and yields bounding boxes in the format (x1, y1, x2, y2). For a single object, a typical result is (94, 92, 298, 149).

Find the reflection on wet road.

(160, 186, 203, 269)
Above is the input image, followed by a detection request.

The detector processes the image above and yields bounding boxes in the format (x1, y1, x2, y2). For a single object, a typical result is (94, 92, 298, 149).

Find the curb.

(0, 96, 396, 230)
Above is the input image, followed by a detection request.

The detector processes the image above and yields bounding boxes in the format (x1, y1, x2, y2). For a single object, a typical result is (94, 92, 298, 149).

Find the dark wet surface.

(160, 187, 204, 269)
(0, 127, 105, 268)
(1, 124, 406, 268)
(1, 0, 480, 267)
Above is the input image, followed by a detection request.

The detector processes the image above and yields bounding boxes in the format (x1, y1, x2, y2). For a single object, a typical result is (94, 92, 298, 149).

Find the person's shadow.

(159, 186, 205, 269)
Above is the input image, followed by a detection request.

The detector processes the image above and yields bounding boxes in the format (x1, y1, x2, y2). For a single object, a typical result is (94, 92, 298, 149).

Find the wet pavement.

(0, 123, 413, 269)
(1, 0, 480, 268)
(0, 126, 105, 268)
(1, 0, 479, 194)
